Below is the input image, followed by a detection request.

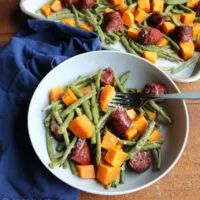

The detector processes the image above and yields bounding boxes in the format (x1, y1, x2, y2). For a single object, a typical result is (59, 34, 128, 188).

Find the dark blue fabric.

(0, 19, 101, 199)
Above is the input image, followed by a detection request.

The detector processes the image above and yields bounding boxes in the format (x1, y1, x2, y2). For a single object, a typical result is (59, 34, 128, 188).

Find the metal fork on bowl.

(109, 92, 200, 109)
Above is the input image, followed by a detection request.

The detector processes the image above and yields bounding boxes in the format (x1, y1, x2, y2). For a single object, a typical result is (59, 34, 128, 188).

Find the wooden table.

(1, 1, 200, 200)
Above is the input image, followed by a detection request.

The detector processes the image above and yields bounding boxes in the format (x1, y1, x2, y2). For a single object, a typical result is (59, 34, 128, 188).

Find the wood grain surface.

(1, 1, 200, 200)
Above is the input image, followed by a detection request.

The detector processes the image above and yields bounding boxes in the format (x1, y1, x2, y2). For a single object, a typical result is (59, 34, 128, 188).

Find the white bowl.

(28, 51, 189, 195)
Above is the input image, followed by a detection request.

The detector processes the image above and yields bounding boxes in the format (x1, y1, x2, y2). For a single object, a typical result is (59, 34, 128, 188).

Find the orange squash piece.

(193, 23, 200, 38)
(114, 142, 123, 150)
(152, 0, 164, 13)
(157, 37, 168, 47)
(133, 114, 149, 134)
(104, 148, 127, 167)
(101, 130, 119, 150)
(97, 164, 120, 185)
(104, 7, 114, 14)
(41, 4, 52, 17)
(174, 14, 181, 21)
(161, 22, 175, 35)
(69, 115, 93, 138)
(80, 85, 91, 95)
(142, 51, 157, 63)
(187, 0, 199, 8)
(110, 0, 124, 5)
(126, 109, 137, 119)
(138, 0, 150, 13)
(122, 10, 134, 27)
(145, 110, 157, 120)
(179, 41, 195, 60)
(80, 22, 94, 32)
(49, 86, 64, 102)
(61, 18, 76, 26)
(50, 0, 63, 12)
(62, 88, 77, 106)
(125, 126, 138, 140)
(99, 85, 116, 111)
(127, 28, 139, 40)
(116, 3, 128, 14)
(134, 8, 147, 24)
(76, 165, 95, 179)
(181, 12, 196, 25)
(149, 130, 162, 142)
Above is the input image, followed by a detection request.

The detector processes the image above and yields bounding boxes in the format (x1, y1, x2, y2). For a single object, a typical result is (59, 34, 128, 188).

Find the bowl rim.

(28, 50, 189, 195)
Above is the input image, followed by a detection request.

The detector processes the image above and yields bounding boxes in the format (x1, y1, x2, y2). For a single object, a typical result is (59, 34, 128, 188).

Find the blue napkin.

(0, 19, 101, 199)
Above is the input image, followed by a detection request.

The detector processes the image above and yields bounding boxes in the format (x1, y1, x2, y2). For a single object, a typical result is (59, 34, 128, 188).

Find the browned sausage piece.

(70, 139, 91, 165)
(138, 27, 162, 45)
(78, 0, 96, 9)
(110, 107, 132, 137)
(50, 119, 64, 142)
(129, 151, 152, 173)
(62, 0, 74, 8)
(143, 83, 167, 96)
(104, 12, 124, 32)
(194, 2, 200, 16)
(100, 68, 114, 86)
(174, 26, 193, 42)
(147, 12, 166, 29)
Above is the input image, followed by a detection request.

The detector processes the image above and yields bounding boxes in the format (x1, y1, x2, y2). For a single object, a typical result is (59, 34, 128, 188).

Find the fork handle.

(160, 92, 200, 100)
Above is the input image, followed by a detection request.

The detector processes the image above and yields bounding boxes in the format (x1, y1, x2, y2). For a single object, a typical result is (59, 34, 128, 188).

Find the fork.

(109, 92, 200, 108)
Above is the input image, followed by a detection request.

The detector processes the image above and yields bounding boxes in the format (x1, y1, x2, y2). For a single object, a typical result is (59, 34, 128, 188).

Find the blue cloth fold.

(0, 19, 101, 199)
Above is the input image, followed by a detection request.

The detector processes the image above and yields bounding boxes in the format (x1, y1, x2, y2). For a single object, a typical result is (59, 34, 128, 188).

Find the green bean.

(111, 174, 120, 188)
(120, 162, 126, 184)
(43, 100, 61, 112)
(129, 41, 144, 54)
(169, 14, 181, 26)
(114, 75, 127, 93)
(127, 121, 156, 159)
(96, 129, 101, 165)
(91, 84, 99, 125)
(69, 72, 96, 86)
(58, 112, 75, 134)
(171, 8, 184, 14)
(158, 51, 183, 62)
(46, 128, 56, 164)
(152, 149, 159, 169)
(108, 32, 120, 42)
(91, 125, 97, 144)
(165, 0, 187, 5)
(70, 86, 93, 121)
(61, 88, 96, 118)
(71, 5, 79, 26)
(44, 113, 52, 127)
(178, 4, 194, 13)
(119, 71, 131, 86)
(141, 142, 161, 151)
(76, 79, 92, 88)
(97, 108, 114, 130)
(138, 107, 145, 115)
(69, 160, 78, 175)
(195, 17, 200, 22)
(95, 69, 103, 91)
(56, 142, 66, 152)
(61, 137, 77, 165)
(126, 0, 133, 5)
(120, 36, 137, 55)
(157, 148, 162, 170)
(148, 101, 172, 124)
(75, 107, 82, 116)
(52, 103, 63, 125)
(47, 9, 73, 20)
(164, 5, 174, 14)
(119, 139, 136, 146)
(162, 34, 180, 51)
(127, 88, 137, 93)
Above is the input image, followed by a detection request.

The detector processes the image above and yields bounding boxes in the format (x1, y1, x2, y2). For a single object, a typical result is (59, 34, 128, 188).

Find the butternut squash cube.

(174, 14, 181, 21)
(126, 109, 137, 119)
(138, 0, 150, 13)
(157, 38, 168, 47)
(114, 142, 123, 150)
(69, 115, 93, 138)
(62, 88, 77, 106)
(127, 28, 139, 40)
(110, 0, 124, 5)
(181, 12, 196, 25)
(187, 0, 199, 8)
(161, 22, 175, 35)
(179, 41, 195, 60)
(76, 165, 95, 179)
(134, 8, 147, 24)
(101, 130, 119, 150)
(116, 3, 128, 14)
(125, 126, 138, 140)
(193, 23, 200, 38)
(61, 18, 76, 26)
(149, 130, 162, 142)
(97, 164, 120, 185)
(142, 51, 157, 63)
(41, 4, 52, 17)
(80, 22, 94, 32)
(122, 10, 134, 27)
(145, 110, 157, 120)
(133, 114, 149, 134)
(104, 148, 127, 167)
(152, 0, 164, 13)
(49, 86, 64, 102)
(50, 0, 63, 12)
(104, 7, 114, 14)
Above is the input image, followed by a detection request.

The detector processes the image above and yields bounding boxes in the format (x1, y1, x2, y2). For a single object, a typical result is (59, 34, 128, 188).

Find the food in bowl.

(43, 67, 172, 188)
